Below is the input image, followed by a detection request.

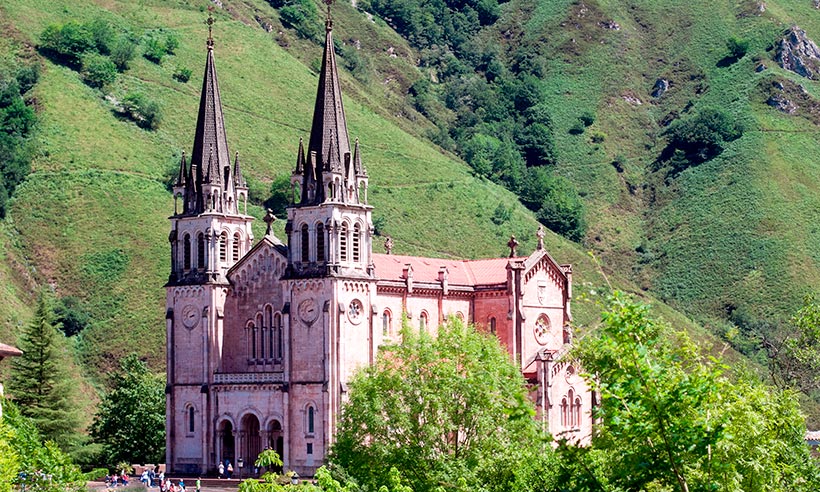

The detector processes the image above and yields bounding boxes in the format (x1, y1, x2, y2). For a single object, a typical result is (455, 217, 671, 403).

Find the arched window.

(197, 233, 205, 269)
(573, 397, 582, 428)
(340, 223, 348, 261)
(301, 224, 310, 262)
(489, 317, 497, 335)
(183, 234, 192, 270)
(247, 322, 256, 359)
(352, 224, 361, 262)
(568, 389, 575, 427)
(255, 314, 263, 360)
(219, 232, 228, 263)
(316, 223, 325, 262)
(419, 311, 428, 332)
(263, 306, 272, 360)
(307, 406, 315, 434)
(273, 313, 282, 361)
(382, 310, 391, 336)
(561, 398, 568, 427)
(232, 232, 241, 262)
(188, 406, 195, 433)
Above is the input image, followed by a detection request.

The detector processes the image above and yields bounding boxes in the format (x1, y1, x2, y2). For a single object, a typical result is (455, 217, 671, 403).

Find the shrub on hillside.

(521, 168, 587, 242)
(727, 36, 750, 59)
(81, 53, 117, 88)
(87, 18, 116, 55)
(173, 67, 192, 83)
(279, 0, 322, 41)
(0, 72, 37, 218)
(122, 92, 162, 130)
(40, 21, 95, 67)
(110, 36, 137, 71)
(143, 37, 166, 64)
(661, 106, 743, 174)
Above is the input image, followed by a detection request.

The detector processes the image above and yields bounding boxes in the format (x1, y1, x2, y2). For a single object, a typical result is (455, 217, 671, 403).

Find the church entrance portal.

(268, 420, 284, 472)
(241, 414, 262, 476)
(218, 420, 235, 472)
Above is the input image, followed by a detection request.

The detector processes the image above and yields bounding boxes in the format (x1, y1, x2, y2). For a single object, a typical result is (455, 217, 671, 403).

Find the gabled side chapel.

(165, 9, 592, 477)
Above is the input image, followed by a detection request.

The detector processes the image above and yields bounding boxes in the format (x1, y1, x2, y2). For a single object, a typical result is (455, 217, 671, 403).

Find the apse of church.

(165, 7, 591, 478)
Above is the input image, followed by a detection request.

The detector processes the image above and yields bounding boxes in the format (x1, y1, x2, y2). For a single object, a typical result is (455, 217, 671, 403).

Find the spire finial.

(507, 235, 519, 258)
(384, 236, 394, 255)
(263, 209, 276, 236)
(324, 0, 334, 31)
(205, 6, 216, 49)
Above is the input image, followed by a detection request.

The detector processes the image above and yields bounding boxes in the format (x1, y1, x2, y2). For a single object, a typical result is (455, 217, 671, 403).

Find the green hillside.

(1, 0, 819, 417)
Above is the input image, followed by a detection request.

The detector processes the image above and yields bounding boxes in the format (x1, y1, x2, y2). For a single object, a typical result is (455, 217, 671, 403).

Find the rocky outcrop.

(651, 78, 669, 98)
(774, 26, 820, 79)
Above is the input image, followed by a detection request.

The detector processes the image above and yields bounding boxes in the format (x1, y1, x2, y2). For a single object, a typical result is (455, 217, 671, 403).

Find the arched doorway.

(218, 420, 235, 470)
(241, 414, 262, 476)
(268, 420, 284, 473)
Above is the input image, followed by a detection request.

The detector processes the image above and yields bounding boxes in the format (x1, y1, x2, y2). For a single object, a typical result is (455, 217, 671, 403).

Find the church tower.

(165, 16, 254, 473)
(287, 3, 373, 279)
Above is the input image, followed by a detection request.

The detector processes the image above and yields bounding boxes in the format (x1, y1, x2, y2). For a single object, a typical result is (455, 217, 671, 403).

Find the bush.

(521, 168, 586, 242)
(55, 296, 91, 337)
(590, 130, 606, 143)
(727, 36, 750, 59)
(172, 67, 192, 83)
(87, 18, 115, 55)
(580, 110, 595, 127)
(110, 36, 137, 71)
(40, 21, 95, 67)
(279, 0, 322, 40)
(661, 106, 743, 173)
(263, 175, 292, 217)
(142, 37, 166, 64)
(122, 92, 162, 130)
(568, 120, 585, 135)
(81, 53, 117, 88)
(164, 33, 179, 55)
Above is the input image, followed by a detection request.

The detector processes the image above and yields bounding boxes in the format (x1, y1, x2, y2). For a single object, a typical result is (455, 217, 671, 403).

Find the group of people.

(217, 461, 234, 479)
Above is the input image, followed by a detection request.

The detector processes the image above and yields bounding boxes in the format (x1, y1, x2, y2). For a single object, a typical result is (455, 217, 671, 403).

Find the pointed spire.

(307, 0, 350, 178)
(189, 18, 231, 210)
(295, 137, 305, 175)
(233, 151, 246, 188)
(326, 130, 340, 172)
(353, 138, 365, 175)
(176, 151, 187, 187)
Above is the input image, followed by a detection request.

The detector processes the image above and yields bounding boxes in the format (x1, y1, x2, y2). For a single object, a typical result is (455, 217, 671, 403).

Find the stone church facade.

(165, 12, 592, 477)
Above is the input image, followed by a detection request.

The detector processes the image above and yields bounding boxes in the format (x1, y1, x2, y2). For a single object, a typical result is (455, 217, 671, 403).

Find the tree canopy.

(331, 318, 556, 492)
(7, 289, 80, 452)
(556, 293, 820, 492)
(90, 354, 165, 466)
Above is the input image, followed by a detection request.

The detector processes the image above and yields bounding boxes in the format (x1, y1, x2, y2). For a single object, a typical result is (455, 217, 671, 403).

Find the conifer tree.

(7, 289, 79, 450)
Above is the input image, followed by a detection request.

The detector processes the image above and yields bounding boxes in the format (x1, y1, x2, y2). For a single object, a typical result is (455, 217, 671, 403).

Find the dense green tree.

(90, 354, 165, 466)
(39, 21, 95, 67)
(110, 35, 137, 72)
(766, 296, 820, 393)
(122, 91, 162, 130)
(264, 174, 293, 217)
(662, 106, 743, 173)
(81, 53, 117, 88)
(332, 318, 555, 492)
(1, 400, 85, 492)
(7, 290, 80, 451)
(557, 293, 820, 492)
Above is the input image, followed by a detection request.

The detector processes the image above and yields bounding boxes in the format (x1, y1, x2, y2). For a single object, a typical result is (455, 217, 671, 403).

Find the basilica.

(165, 10, 592, 477)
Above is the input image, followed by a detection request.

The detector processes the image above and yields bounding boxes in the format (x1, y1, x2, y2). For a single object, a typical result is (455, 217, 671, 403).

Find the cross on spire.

(205, 6, 216, 49)
(324, 0, 334, 29)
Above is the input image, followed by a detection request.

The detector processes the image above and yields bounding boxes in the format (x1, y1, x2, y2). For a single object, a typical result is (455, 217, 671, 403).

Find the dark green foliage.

(121, 91, 162, 130)
(164, 33, 179, 55)
(110, 36, 137, 72)
(142, 37, 166, 64)
(87, 18, 116, 55)
(54, 296, 91, 337)
(172, 67, 192, 83)
(276, 0, 322, 41)
(332, 319, 555, 492)
(39, 21, 95, 67)
(263, 174, 292, 217)
(521, 168, 586, 242)
(81, 53, 117, 88)
(0, 70, 37, 217)
(767, 296, 820, 393)
(90, 354, 166, 467)
(1, 401, 86, 492)
(579, 111, 595, 127)
(7, 290, 80, 452)
(558, 293, 820, 491)
(660, 106, 743, 174)
(727, 36, 750, 59)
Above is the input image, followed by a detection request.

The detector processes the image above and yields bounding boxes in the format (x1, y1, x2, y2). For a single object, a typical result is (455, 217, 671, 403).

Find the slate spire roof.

(192, 41, 231, 189)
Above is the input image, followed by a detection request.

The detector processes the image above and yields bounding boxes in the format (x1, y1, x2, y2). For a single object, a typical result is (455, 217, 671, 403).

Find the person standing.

(196, 478, 201, 492)
(226, 462, 233, 479)
(218, 462, 224, 479)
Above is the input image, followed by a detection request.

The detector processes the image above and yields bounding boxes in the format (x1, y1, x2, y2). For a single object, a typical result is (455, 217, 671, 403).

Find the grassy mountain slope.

(0, 0, 647, 379)
(483, 0, 820, 332)
(0, 0, 811, 404)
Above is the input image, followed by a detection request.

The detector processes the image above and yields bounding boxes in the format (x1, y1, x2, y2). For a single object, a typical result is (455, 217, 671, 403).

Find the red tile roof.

(373, 254, 517, 286)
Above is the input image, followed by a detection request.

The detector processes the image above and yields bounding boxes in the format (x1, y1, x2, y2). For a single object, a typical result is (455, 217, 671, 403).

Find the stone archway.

(267, 420, 284, 473)
(241, 414, 262, 475)
(217, 420, 235, 471)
